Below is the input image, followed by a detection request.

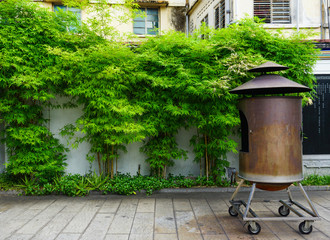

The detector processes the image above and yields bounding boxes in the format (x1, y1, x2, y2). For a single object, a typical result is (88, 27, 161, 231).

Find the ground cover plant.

(0, 173, 328, 197)
(0, 0, 319, 186)
(0, 172, 231, 196)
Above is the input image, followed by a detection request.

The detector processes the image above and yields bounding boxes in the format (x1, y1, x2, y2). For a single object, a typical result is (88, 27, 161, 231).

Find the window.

(201, 15, 208, 39)
(54, 5, 81, 31)
(303, 75, 330, 154)
(215, 0, 225, 29)
(133, 8, 159, 35)
(254, 0, 291, 24)
(201, 14, 208, 26)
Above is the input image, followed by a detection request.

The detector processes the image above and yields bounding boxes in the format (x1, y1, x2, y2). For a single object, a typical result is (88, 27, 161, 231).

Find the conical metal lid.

(230, 62, 311, 95)
(248, 61, 289, 72)
(229, 74, 311, 95)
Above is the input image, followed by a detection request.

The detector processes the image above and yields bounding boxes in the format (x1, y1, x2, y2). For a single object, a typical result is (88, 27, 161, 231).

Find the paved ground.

(0, 189, 329, 240)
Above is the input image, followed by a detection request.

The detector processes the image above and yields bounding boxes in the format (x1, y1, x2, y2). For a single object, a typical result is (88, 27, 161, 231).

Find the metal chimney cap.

(229, 74, 311, 95)
(248, 61, 289, 73)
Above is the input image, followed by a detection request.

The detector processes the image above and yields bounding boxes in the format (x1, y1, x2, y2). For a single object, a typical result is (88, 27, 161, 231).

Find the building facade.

(35, 0, 187, 38)
(1, 0, 329, 177)
(186, 0, 329, 38)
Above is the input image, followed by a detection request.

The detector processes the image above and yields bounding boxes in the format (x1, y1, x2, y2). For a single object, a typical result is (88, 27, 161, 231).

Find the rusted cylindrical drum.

(238, 96, 303, 190)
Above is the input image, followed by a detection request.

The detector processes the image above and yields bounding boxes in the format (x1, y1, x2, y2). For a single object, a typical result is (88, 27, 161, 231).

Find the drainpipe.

(186, 11, 189, 36)
(235, 0, 238, 21)
(322, 0, 330, 39)
(296, 0, 299, 33)
(321, 0, 323, 39)
(327, 0, 330, 39)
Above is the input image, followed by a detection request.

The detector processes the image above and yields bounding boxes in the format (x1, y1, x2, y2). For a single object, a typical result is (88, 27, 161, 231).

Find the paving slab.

(0, 189, 329, 240)
(154, 198, 176, 234)
(80, 213, 114, 240)
(104, 234, 129, 240)
(154, 233, 178, 240)
(107, 198, 138, 234)
(62, 199, 103, 233)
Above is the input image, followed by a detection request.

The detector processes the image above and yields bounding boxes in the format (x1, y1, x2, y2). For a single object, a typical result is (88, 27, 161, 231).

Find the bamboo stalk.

(115, 155, 118, 176)
(97, 152, 101, 175)
(205, 134, 209, 181)
(110, 145, 114, 179)
(163, 164, 166, 179)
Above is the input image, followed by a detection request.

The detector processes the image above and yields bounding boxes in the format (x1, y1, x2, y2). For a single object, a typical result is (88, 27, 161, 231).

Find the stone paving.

(0, 189, 329, 240)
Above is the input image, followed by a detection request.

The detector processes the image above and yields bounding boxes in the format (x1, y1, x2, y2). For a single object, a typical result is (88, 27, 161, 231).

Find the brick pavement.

(0, 189, 329, 240)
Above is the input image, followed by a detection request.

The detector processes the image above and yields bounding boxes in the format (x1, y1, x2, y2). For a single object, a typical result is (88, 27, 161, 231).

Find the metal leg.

(230, 179, 244, 201)
(286, 187, 294, 202)
(298, 183, 320, 217)
(243, 183, 256, 219)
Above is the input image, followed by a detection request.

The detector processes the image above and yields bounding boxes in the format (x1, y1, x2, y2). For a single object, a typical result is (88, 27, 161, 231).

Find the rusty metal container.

(238, 96, 303, 190)
(230, 62, 311, 191)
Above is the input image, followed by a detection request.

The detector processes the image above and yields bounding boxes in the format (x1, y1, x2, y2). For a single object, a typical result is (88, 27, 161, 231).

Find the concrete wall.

(47, 98, 239, 176)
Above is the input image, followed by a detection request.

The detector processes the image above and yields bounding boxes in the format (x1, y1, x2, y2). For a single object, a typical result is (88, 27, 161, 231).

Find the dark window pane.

(147, 28, 158, 35)
(54, 5, 81, 32)
(133, 8, 159, 35)
(134, 27, 145, 35)
(147, 14, 158, 21)
(303, 75, 330, 154)
(215, 7, 220, 29)
(254, 0, 290, 24)
(133, 21, 145, 28)
(147, 8, 158, 15)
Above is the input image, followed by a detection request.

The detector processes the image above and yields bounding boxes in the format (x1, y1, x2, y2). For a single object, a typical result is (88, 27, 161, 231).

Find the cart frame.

(228, 179, 321, 234)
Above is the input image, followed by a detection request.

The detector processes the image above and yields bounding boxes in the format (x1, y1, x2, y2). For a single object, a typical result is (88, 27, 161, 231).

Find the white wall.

(49, 97, 95, 175)
(47, 98, 240, 177)
(47, 98, 202, 176)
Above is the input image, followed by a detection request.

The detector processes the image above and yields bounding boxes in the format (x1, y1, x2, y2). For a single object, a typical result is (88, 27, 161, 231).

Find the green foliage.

(134, 19, 317, 180)
(0, 172, 19, 191)
(0, 0, 104, 183)
(3, 173, 328, 197)
(56, 42, 148, 177)
(0, 0, 318, 184)
(13, 173, 231, 196)
(0, 0, 83, 183)
(140, 134, 188, 177)
(4, 125, 68, 184)
(63, 0, 140, 40)
(300, 174, 330, 186)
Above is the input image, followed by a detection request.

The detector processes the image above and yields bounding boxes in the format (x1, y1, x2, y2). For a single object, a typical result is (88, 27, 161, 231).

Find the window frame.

(254, 0, 291, 24)
(53, 4, 82, 32)
(215, 0, 226, 29)
(133, 7, 159, 36)
(201, 14, 209, 26)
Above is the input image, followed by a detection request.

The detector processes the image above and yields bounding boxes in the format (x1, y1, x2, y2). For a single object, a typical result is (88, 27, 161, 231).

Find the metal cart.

(228, 179, 321, 235)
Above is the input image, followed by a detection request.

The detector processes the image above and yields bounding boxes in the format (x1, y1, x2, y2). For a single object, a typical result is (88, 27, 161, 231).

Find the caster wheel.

(299, 221, 313, 234)
(278, 205, 290, 216)
(248, 222, 261, 235)
(228, 206, 238, 217)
